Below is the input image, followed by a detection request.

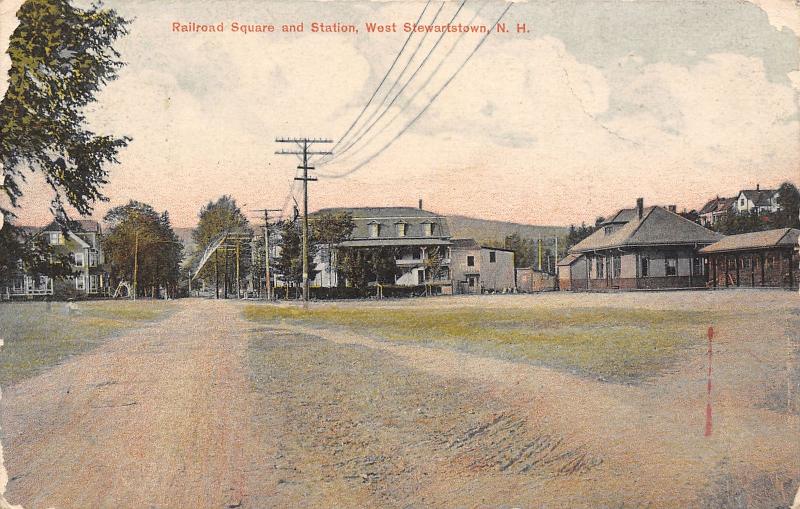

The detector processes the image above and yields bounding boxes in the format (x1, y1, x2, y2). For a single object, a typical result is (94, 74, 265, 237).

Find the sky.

(2, 0, 799, 228)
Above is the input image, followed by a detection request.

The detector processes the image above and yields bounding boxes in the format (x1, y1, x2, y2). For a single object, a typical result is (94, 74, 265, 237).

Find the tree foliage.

(191, 195, 252, 287)
(0, 0, 129, 216)
(102, 201, 182, 297)
(275, 219, 317, 295)
(335, 247, 400, 290)
(0, 222, 72, 283)
(311, 211, 355, 286)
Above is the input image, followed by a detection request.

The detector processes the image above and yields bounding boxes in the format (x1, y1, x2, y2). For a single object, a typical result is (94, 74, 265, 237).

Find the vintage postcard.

(0, 0, 799, 507)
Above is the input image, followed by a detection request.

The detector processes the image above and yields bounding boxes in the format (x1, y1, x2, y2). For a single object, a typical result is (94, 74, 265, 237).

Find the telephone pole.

(275, 137, 333, 308)
(252, 208, 281, 300)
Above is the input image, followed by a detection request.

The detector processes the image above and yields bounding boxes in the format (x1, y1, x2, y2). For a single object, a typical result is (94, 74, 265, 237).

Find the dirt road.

(1, 297, 797, 508)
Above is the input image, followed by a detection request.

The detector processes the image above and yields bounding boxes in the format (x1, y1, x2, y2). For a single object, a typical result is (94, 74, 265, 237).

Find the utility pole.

(275, 137, 333, 308)
(252, 208, 281, 300)
(133, 230, 139, 301)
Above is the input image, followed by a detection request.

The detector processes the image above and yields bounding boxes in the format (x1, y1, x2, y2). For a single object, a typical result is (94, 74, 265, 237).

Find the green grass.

(0, 300, 175, 387)
(243, 305, 720, 382)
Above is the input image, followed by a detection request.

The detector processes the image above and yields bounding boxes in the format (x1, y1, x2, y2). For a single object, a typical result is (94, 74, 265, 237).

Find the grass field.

(0, 300, 175, 387)
(243, 303, 726, 382)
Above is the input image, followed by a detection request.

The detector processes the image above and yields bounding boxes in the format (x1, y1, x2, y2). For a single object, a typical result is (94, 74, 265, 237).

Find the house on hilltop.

(563, 198, 722, 290)
(698, 196, 736, 226)
(734, 185, 780, 215)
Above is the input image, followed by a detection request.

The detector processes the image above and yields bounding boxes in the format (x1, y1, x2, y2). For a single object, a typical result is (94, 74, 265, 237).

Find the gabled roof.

(570, 206, 722, 253)
(699, 228, 799, 254)
(739, 189, 777, 207)
(41, 219, 101, 233)
(699, 197, 735, 215)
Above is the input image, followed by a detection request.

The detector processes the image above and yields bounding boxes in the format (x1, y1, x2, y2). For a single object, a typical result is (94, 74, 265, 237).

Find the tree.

(1, 0, 129, 260)
(335, 247, 400, 291)
(102, 201, 182, 298)
(0, 222, 73, 284)
(275, 219, 317, 297)
(190, 196, 252, 294)
(424, 246, 446, 282)
(565, 222, 597, 250)
(311, 211, 355, 287)
(775, 181, 800, 228)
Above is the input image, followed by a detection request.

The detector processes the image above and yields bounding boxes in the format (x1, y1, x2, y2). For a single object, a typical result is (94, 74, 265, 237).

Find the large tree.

(191, 195, 252, 295)
(0, 0, 129, 276)
(311, 211, 355, 287)
(775, 181, 800, 228)
(1, 0, 129, 219)
(103, 201, 182, 298)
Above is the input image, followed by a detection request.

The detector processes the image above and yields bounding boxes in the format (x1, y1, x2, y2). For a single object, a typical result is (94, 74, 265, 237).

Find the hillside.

(447, 215, 569, 246)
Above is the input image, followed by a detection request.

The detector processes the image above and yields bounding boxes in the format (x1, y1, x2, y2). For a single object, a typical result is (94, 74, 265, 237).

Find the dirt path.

(1, 297, 797, 508)
(1, 299, 260, 508)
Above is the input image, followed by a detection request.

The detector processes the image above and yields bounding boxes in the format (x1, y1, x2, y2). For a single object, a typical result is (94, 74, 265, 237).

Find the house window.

(595, 257, 604, 279)
(468, 276, 476, 287)
(604, 226, 613, 235)
(741, 257, 752, 270)
(412, 249, 421, 260)
(612, 255, 621, 278)
(489, 251, 496, 263)
(423, 223, 434, 236)
(75, 276, 86, 290)
(12, 279, 23, 291)
(740, 199, 745, 207)
(74, 252, 84, 267)
(693, 257, 703, 275)
(665, 257, 678, 276)
(369, 223, 380, 238)
(467, 255, 475, 267)
(396, 223, 407, 237)
(49, 232, 64, 245)
(641, 257, 649, 277)
(89, 275, 98, 292)
(88, 251, 98, 267)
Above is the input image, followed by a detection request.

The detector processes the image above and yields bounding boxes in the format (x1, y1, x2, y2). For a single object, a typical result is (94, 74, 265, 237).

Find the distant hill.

(447, 215, 569, 246)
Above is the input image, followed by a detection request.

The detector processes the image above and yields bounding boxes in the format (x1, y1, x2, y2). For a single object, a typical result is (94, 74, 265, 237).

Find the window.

(412, 249, 421, 260)
(741, 257, 752, 270)
(368, 223, 380, 238)
(74, 252, 84, 267)
(468, 276, 476, 287)
(595, 257, 604, 279)
(89, 275, 98, 292)
(604, 226, 613, 235)
(423, 223, 434, 236)
(740, 198, 745, 207)
(692, 257, 703, 275)
(467, 255, 475, 267)
(396, 222, 407, 237)
(88, 251, 98, 267)
(665, 257, 678, 276)
(49, 232, 63, 245)
(12, 279, 23, 291)
(489, 251, 496, 263)
(612, 255, 621, 278)
(75, 276, 86, 290)
(641, 257, 649, 277)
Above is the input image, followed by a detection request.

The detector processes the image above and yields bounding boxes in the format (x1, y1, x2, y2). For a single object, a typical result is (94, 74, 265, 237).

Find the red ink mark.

(705, 326, 714, 437)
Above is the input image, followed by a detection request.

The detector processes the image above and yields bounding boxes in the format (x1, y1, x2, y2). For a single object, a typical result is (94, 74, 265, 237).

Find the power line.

(319, 3, 512, 179)
(326, 2, 487, 169)
(321, 1, 454, 166)
(325, 0, 433, 158)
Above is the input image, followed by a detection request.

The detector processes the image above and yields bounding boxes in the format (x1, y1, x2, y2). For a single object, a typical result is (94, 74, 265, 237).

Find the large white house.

(733, 185, 780, 214)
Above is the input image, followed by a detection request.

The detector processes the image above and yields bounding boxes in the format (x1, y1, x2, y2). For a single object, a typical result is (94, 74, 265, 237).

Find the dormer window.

(368, 221, 381, 238)
(604, 226, 614, 235)
(423, 222, 434, 237)
(395, 221, 407, 237)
